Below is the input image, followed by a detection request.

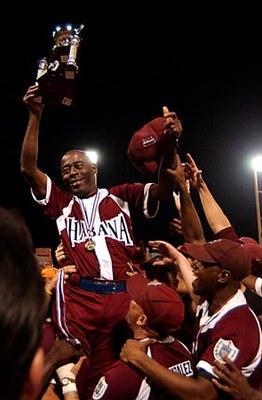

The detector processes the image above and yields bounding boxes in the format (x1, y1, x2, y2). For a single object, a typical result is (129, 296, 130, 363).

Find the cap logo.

(142, 136, 157, 147)
(147, 280, 162, 287)
(208, 239, 223, 245)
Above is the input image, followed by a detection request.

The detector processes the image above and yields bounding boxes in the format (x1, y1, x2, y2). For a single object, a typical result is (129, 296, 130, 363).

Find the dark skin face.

(61, 150, 97, 198)
(191, 259, 221, 298)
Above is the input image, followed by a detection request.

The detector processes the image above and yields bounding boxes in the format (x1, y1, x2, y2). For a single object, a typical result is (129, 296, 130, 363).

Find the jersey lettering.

(66, 212, 133, 246)
(169, 360, 194, 377)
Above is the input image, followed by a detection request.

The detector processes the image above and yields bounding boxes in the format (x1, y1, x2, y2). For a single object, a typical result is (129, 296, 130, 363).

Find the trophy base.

(36, 69, 77, 107)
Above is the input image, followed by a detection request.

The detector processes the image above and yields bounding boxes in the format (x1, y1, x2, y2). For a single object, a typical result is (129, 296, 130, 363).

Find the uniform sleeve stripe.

(255, 277, 262, 297)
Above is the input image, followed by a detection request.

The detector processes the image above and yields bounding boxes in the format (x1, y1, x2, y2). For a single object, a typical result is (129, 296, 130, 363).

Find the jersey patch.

(92, 376, 108, 399)
(213, 338, 239, 363)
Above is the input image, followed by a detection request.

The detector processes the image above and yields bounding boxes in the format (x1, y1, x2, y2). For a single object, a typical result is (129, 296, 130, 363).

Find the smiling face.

(61, 150, 97, 198)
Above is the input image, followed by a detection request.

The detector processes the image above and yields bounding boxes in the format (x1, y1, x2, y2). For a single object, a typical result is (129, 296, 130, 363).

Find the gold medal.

(85, 239, 96, 251)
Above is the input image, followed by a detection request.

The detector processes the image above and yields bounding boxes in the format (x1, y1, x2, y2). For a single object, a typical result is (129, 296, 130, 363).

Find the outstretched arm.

(20, 84, 47, 198)
(149, 239, 200, 310)
(186, 153, 231, 234)
(167, 154, 206, 243)
(149, 106, 182, 202)
(120, 339, 218, 400)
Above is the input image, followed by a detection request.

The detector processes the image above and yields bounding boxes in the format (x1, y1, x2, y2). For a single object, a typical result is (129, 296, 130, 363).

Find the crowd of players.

(2, 85, 262, 399)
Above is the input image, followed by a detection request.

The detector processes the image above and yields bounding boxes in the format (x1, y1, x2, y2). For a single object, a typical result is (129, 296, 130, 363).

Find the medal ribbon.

(80, 191, 100, 240)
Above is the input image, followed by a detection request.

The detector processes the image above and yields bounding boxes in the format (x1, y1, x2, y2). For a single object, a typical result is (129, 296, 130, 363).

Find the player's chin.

(69, 186, 85, 197)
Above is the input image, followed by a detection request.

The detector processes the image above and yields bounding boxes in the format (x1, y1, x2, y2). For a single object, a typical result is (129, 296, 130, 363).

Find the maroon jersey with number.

(92, 337, 194, 400)
(193, 290, 262, 392)
(33, 176, 158, 279)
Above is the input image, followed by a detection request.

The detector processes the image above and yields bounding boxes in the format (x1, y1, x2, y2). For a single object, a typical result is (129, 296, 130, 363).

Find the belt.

(79, 278, 126, 294)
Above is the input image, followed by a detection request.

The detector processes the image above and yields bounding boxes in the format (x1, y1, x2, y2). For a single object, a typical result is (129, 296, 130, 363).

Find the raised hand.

(184, 153, 203, 189)
(148, 240, 181, 264)
(162, 106, 182, 139)
(23, 84, 44, 116)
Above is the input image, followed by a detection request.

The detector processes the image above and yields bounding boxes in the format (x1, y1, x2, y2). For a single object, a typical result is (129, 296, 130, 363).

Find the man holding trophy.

(20, 23, 183, 398)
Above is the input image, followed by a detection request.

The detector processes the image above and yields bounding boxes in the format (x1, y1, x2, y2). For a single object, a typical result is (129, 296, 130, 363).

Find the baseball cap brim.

(181, 242, 217, 264)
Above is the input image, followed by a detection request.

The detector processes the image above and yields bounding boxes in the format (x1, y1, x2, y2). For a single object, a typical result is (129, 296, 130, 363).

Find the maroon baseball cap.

(240, 241, 262, 277)
(126, 274, 184, 336)
(181, 239, 251, 281)
(239, 236, 258, 245)
(127, 117, 167, 175)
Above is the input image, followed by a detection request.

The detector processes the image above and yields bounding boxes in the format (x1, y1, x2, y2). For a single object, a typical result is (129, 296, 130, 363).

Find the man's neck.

(209, 285, 238, 315)
(133, 328, 158, 341)
(77, 188, 97, 199)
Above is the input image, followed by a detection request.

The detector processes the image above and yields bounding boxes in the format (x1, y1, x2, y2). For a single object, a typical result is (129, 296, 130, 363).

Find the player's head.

(180, 239, 251, 297)
(126, 274, 184, 338)
(61, 150, 97, 198)
(0, 207, 47, 399)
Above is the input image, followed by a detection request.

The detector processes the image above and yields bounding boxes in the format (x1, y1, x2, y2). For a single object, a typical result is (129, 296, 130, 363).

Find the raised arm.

(20, 84, 47, 198)
(167, 154, 206, 243)
(186, 153, 231, 234)
(149, 239, 200, 310)
(149, 106, 182, 202)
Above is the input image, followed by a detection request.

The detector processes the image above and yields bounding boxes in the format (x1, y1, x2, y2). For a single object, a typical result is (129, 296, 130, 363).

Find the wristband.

(255, 277, 262, 297)
(62, 381, 77, 394)
(56, 363, 75, 383)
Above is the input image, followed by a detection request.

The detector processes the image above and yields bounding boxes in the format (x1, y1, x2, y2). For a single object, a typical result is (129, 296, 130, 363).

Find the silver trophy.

(35, 24, 84, 106)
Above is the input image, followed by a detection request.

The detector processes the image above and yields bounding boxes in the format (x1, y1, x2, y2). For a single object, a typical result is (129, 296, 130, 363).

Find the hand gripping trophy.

(35, 23, 84, 106)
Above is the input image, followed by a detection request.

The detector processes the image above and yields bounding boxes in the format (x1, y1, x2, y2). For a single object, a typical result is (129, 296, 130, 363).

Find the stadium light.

(85, 150, 98, 164)
(251, 156, 262, 172)
(251, 156, 262, 244)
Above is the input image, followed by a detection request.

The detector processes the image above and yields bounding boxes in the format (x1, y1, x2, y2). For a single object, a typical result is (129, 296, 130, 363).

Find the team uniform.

(214, 226, 262, 321)
(193, 289, 262, 396)
(32, 176, 159, 394)
(92, 337, 194, 400)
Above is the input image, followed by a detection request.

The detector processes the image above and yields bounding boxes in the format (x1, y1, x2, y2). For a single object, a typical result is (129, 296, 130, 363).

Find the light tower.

(251, 155, 262, 244)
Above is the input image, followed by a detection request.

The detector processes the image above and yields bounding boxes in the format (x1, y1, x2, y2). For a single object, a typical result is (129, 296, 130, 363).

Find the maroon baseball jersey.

(193, 290, 262, 391)
(32, 176, 159, 391)
(92, 337, 194, 400)
(33, 176, 158, 279)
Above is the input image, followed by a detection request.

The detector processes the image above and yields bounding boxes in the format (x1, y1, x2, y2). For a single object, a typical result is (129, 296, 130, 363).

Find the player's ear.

(21, 347, 44, 400)
(137, 313, 147, 328)
(92, 164, 98, 175)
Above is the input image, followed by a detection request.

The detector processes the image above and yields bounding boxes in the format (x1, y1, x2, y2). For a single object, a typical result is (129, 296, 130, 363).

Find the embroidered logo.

(213, 338, 239, 363)
(147, 280, 162, 287)
(142, 136, 157, 147)
(92, 376, 108, 399)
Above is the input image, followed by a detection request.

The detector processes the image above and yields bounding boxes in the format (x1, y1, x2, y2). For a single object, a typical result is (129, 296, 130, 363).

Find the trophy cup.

(35, 23, 84, 106)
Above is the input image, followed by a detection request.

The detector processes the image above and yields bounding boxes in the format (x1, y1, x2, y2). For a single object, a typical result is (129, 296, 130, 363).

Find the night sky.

(2, 4, 262, 248)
